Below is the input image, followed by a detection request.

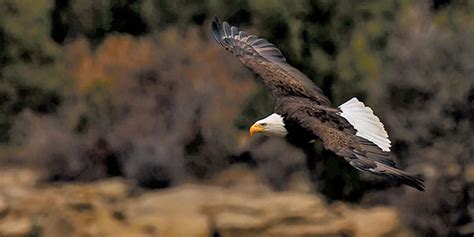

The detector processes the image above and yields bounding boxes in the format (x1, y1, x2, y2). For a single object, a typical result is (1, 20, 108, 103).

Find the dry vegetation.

(11, 28, 257, 187)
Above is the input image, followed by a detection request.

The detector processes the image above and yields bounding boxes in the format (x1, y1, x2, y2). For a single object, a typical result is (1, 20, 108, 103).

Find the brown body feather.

(211, 17, 424, 191)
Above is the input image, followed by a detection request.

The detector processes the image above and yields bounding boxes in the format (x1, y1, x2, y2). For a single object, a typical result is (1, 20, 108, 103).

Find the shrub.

(12, 28, 256, 186)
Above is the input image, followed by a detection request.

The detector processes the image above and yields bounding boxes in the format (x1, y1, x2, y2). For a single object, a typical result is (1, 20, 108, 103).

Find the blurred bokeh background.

(0, 0, 472, 236)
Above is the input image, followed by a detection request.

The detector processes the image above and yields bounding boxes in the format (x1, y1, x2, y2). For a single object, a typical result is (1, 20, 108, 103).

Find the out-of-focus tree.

(364, 2, 474, 235)
(51, 0, 148, 45)
(0, 0, 62, 142)
(12, 28, 257, 186)
(142, 0, 209, 30)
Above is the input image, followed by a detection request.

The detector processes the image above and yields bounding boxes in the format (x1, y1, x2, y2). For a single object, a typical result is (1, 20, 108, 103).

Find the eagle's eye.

(260, 123, 267, 126)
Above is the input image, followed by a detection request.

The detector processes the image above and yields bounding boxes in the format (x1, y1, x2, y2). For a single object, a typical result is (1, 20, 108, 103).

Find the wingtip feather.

(408, 177, 425, 191)
(399, 173, 425, 191)
(211, 16, 225, 46)
(210, 17, 288, 64)
(377, 163, 425, 191)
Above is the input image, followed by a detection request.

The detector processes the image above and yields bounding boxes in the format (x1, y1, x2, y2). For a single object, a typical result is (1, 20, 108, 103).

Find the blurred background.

(0, 0, 472, 236)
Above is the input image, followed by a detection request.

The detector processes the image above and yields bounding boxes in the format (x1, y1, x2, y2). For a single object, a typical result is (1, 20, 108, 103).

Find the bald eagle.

(211, 17, 424, 191)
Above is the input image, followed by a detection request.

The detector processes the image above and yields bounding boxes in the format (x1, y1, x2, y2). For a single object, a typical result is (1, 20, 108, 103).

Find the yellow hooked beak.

(249, 123, 265, 136)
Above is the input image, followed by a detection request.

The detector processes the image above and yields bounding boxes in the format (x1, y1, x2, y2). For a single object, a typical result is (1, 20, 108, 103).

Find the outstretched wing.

(285, 103, 424, 191)
(211, 17, 330, 106)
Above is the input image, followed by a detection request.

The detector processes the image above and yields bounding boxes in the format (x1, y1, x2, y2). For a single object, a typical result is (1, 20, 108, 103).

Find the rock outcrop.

(0, 168, 412, 237)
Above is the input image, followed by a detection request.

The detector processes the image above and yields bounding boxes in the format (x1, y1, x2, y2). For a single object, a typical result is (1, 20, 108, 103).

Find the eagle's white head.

(249, 113, 288, 137)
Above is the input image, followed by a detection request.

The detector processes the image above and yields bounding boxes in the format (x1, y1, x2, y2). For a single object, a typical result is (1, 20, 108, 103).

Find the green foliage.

(0, 0, 62, 142)
(69, 0, 113, 40)
(142, 0, 210, 31)
(51, 0, 148, 45)
(0, 0, 59, 62)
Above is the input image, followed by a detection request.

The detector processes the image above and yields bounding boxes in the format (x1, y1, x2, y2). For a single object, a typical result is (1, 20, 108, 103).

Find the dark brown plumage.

(211, 17, 424, 191)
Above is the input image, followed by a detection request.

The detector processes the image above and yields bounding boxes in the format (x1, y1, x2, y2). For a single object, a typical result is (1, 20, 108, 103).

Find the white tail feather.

(338, 98, 391, 152)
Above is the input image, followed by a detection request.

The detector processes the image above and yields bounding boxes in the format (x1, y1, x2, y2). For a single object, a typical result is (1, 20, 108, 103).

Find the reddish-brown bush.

(12, 28, 258, 187)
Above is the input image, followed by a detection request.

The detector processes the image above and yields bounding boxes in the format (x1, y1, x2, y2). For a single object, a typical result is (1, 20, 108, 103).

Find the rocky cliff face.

(0, 167, 412, 237)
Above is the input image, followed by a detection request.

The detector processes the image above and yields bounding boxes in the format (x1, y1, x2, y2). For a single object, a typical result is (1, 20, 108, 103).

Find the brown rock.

(0, 196, 8, 217)
(0, 168, 40, 189)
(0, 168, 413, 237)
(459, 222, 474, 236)
(0, 217, 32, 237)
(211, 191, 407, 237)
(347, 206, 401, 237)
(126, 185, 214, 237)
(93, 178, 129, 199)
